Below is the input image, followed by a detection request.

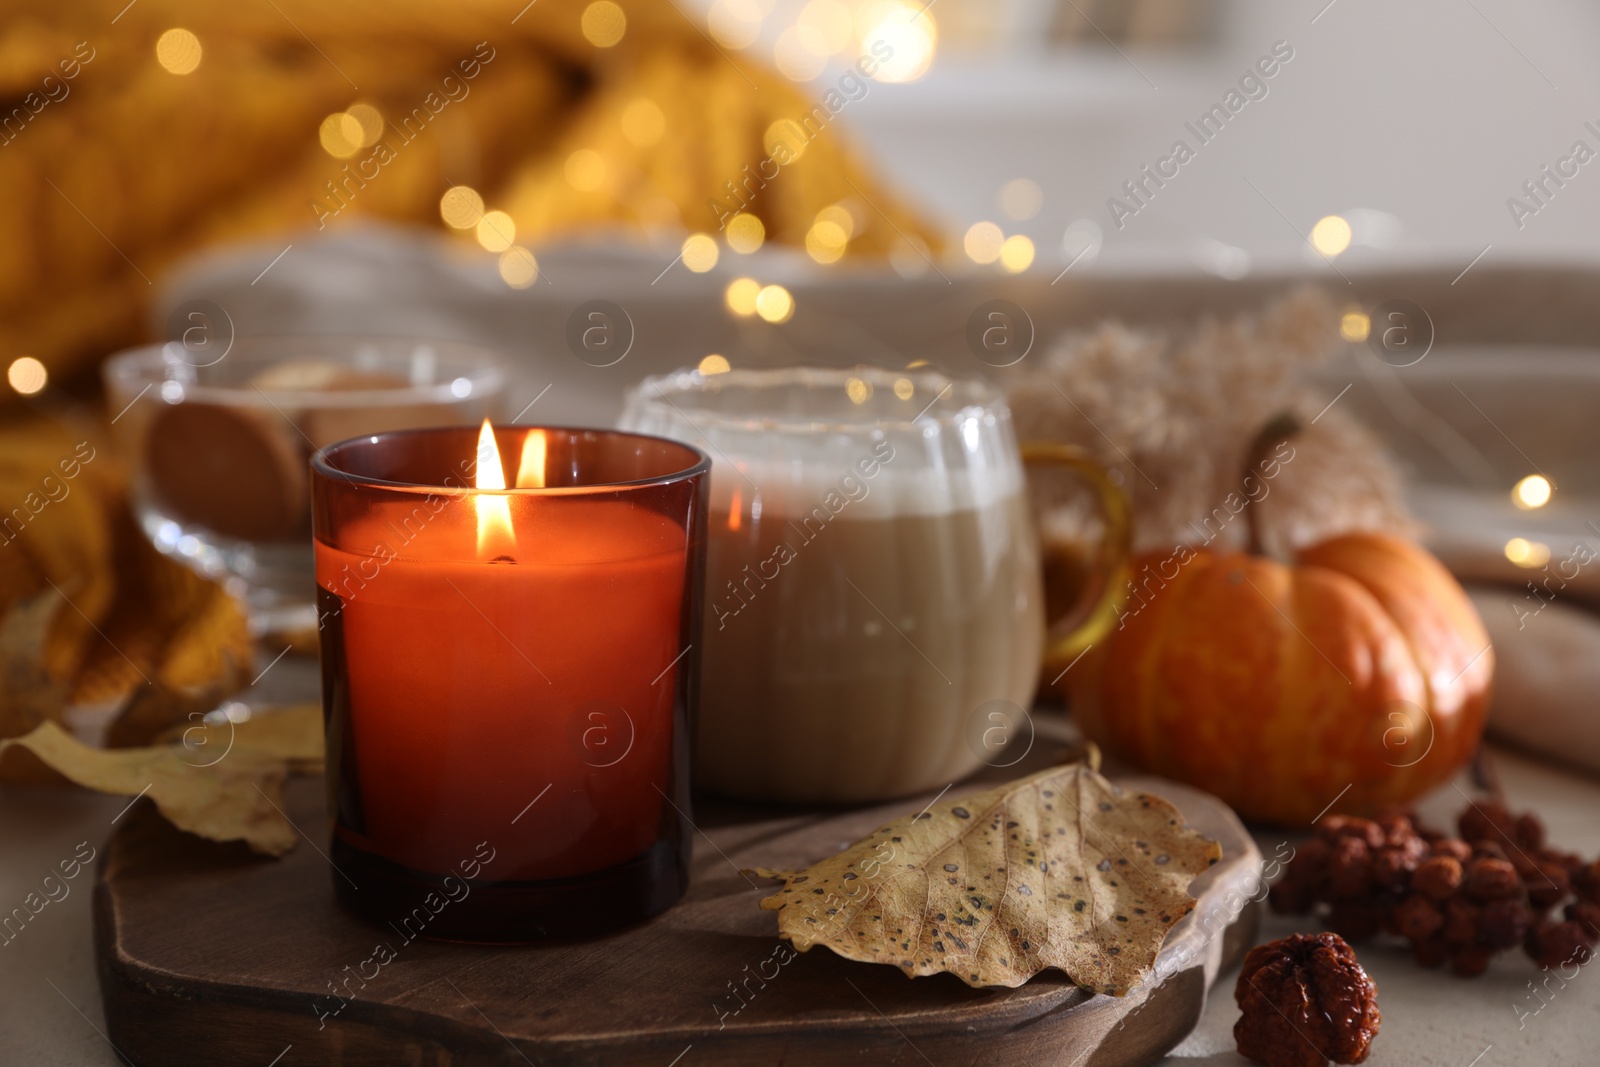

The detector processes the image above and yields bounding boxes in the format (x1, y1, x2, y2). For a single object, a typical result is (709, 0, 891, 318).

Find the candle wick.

(489, 554, 517, 564)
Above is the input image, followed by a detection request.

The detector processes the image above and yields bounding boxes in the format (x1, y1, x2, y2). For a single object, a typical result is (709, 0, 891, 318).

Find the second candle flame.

(475, 419, 516, 559)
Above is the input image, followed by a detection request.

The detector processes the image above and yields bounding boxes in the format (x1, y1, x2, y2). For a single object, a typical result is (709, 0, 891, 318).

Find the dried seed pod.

(1234, 933, 1381, 1067)
(1464, 858, 1521, 902)
(1392, 894, 1444, 942)
(1479, 899, 1533, 952)
(1412, 856, 1464, 902)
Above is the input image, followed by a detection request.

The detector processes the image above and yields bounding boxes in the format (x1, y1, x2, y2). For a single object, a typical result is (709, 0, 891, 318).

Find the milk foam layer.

(705, 452, 1025, 521)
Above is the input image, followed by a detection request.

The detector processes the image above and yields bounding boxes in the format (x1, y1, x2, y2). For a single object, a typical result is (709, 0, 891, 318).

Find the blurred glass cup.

(620, 365, 1128, 804)
(103, 336, 507, 639)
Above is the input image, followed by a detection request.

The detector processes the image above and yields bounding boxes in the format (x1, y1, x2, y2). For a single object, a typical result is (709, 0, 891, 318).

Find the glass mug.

(620, 366, 1129, 804)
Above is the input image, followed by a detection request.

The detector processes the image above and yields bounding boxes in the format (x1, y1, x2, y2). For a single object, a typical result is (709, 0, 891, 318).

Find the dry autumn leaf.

(0, 708, 325, 856)
(756, 759, 1221, 995)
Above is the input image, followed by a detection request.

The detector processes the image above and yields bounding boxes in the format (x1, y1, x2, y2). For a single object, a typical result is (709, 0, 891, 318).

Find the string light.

(999, 235, 1035, 273)
(319, 112, 364, 159)
(709, 0, 764, 48)
(7, 357, 47, 396)
(156, 29, 202, 75)
(725, 277, 761, 316)
(1311, 215, 1352, 257)
(682, 233, 720, 272)
(564, 149, 607, 193)
(581, 1, 628, 47)
(346, 104, 384, 147)
(800, 0, 854, 53)
(476, 211, 516, 252)
(1504, 537, 1551, 568)
(755, 284, 794, 323)
(963, 221, 1004, 265)
(1513, 475, 1552, 510)
(498, 246, 539, 288)
(440, 186, 485, 229)
(620, 98, 665, 147)
(726, 213, 765, 254)
(1000, 179, 1043, 221)
(1340, 310, 1370, 342)
(858, 1, 937, 83)
(763, 118, 808, 162)
(698, 354, 732, 375)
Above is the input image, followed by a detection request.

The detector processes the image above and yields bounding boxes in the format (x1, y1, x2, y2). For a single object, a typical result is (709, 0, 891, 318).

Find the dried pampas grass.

(1008, 287, 1416, 556)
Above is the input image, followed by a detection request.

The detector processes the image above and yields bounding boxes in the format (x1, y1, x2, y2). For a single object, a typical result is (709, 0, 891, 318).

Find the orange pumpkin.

(1066, 437, 1492, 826)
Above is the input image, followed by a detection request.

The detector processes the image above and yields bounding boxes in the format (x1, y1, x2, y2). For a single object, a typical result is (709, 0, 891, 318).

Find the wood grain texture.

(94, 754, 1260, 1066)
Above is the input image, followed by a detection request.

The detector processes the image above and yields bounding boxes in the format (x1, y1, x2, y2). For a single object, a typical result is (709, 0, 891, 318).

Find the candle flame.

(727, 486, 742, 531)
(516, 429, 547, 488)
(475, 419, 516, 558)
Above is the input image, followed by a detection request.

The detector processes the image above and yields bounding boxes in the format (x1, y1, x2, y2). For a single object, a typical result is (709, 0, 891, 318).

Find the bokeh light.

(564, 148, 608, 192)
(7, 356, 47, 396)
(498, 246, 540, 288)
(476, 210, 516, 252)
(763, 118, 808, 162)
(800, 0, 854, 53)
(725, 277, 761, 316)
(999, 234, 1035, 273)
(806, 219, 849, 263)
(581, 1, 628, 47)
(755, 284, 794, 323)
(698, 354, 732, 375)
(1340, 310, 1371, 342)
(682, 233, 720, 272)
(620, 98, 665, 147)
(709, 0, 765, 48)
(346, 104, 384, 147)
(893, 377, 915, 400)
(1513, 474, 1552, 510)
(726, 213, 765, 253)
(440, 186, 485, 229)
(775, 27, 828, 81)
(1311, 215, 1352, 257)
(963, 221, 1004, 264)
(846, 376, 872, 404)
(156, 29, 202, 75)
(1505, 537, 1551, 568)
(1000, 179, 1042, 221)
(858, 1, 936, 83)
(319, 112, 365, 158)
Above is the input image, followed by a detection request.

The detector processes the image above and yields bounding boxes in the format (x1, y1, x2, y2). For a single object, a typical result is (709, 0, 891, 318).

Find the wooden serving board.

(94, 756, 1260, 1067)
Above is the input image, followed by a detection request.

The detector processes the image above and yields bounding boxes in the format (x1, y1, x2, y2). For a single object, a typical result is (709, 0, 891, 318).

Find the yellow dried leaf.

(0, 722, 297, 856)
(158, 703, 324, 774)
(756, 761, 1221, 995)
(0, 588, 67, 738)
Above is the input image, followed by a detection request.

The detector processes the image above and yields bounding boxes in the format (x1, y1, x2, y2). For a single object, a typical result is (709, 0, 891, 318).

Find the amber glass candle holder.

(311, 425, 708, 942)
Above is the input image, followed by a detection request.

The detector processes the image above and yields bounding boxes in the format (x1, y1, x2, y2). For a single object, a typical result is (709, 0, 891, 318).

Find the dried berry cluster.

(1271, 803, 1600, 977)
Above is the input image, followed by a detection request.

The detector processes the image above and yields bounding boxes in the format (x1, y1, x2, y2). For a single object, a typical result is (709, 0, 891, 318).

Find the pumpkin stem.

(1244, 412, 1302, 559)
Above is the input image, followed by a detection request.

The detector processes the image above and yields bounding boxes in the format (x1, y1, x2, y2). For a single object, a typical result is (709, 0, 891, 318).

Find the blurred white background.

(690, 0, 1600, 275)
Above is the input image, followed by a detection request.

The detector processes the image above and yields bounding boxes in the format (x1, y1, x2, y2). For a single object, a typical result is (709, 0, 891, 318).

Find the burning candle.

(312, 423, 708, 941)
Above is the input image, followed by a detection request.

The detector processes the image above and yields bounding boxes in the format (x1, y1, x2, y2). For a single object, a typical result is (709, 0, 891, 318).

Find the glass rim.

(102, 335, 509, 408)
(311, 424, 712, 496)
(626, 365, 1003, 434)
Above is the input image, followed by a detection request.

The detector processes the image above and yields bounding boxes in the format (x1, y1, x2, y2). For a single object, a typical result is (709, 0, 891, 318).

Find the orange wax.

(316, 497, 687, 881)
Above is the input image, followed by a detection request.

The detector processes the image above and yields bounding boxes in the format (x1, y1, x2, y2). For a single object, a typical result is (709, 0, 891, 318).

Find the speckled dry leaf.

(756, 762, 1221, 994)
(0, 722, 296, 855)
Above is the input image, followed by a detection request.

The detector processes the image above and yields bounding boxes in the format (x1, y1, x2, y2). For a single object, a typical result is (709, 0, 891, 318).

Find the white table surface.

(3, 743, 1595, 1065)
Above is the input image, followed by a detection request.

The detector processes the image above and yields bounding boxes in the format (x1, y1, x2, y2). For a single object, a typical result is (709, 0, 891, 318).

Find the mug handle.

(1019, 442, 1134, 676)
